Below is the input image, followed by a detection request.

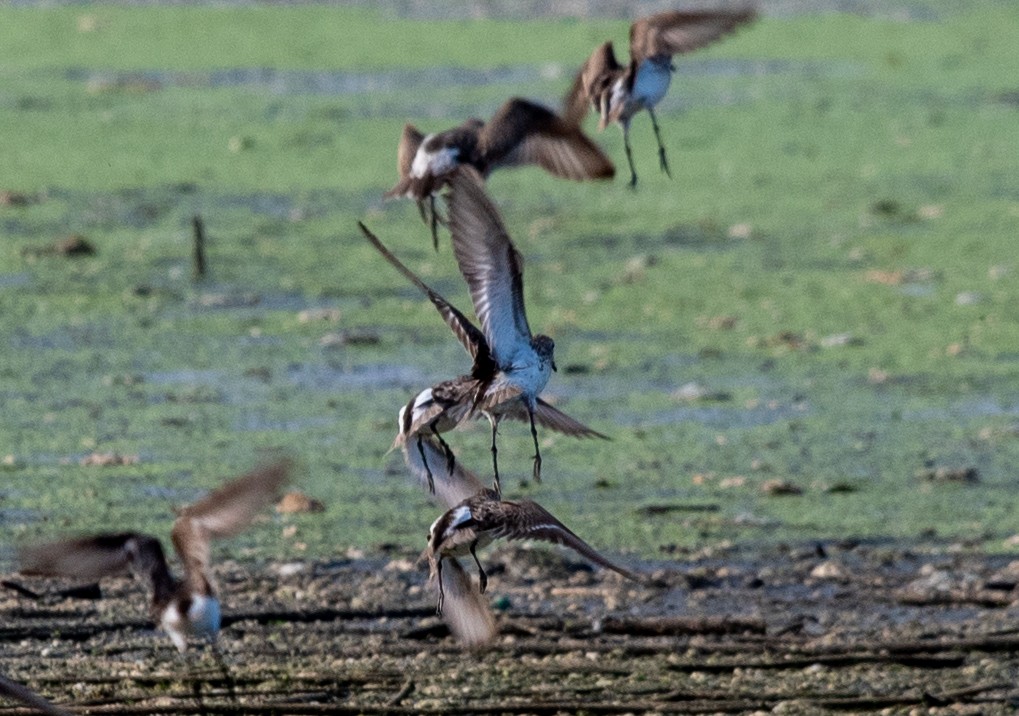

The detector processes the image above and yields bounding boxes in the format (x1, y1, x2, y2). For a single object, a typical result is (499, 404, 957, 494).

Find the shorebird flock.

(365, 6, 756, 645)
(5, 6, 756, 711)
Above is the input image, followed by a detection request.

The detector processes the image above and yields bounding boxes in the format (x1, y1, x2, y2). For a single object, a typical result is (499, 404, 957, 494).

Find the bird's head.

(532, 334, 557, 372)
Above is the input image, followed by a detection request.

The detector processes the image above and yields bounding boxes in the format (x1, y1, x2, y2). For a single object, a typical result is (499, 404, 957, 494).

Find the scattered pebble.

(319, 330, 381, 348)
(298, 308, 342, 323)
(761, 479, 803, 496)
(0, 190, 35, 206)
(80, 452, 140, 467)
(277, 491, 326, 514)
(810, 561, 848, 580)
(915, 466, 979, 484)
(22, 234, 96, 258)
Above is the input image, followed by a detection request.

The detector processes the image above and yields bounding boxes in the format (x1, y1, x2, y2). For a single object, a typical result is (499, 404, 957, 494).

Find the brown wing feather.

(358, 221, 489, 365)
(384, 124, 426, 199)
(501, 397, 610, 439)
(171, 459, 291, 592)
(174, 459, 292, 539)
(437, 557, 497, 647)
(402, 436, 487, 510)
(481, 98, 614, 181)
(444, 168, 532, 362)
(19, 532, 156, 581)
(396, 123, 424, 178)
(630, 7, 757, 62)
(488, 499, 642, 582)
(563, 41, 623, 126)
(474, 383, 523, 417)
(0, 674, 75, 716)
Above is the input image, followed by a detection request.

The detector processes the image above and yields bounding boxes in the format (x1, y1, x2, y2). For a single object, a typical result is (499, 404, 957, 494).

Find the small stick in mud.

(192, 214, 207, 280)
(385, 680, 415, 708)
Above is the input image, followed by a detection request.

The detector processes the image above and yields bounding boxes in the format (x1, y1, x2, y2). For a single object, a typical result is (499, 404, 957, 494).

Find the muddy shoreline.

(4, 541, 1019, 713)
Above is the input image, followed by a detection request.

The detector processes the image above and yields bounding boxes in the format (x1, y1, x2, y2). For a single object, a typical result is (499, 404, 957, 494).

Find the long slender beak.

(552, 360, 558, 373)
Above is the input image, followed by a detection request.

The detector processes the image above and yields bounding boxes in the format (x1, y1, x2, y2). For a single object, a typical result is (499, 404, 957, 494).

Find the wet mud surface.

(4, 542, 1019, 714)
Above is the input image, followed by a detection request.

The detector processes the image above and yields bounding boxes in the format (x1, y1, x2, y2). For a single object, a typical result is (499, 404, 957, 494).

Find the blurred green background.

(1, 2, 1018, 567)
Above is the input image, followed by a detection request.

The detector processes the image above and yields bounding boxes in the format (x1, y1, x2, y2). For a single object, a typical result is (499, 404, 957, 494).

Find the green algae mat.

(2, 2, 1019, 569)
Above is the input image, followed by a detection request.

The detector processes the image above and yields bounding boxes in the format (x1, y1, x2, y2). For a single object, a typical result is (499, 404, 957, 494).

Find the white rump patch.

(411, 139, 460, 178)
(448, 505, 474, 530)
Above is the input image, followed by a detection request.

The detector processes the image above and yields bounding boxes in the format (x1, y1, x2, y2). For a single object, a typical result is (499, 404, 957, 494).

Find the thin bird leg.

(528, 406, 542, 483)
(647, 107, 671, 178)
(426, 419, 457, 475)
(210, 641, 238, 705)
(415, 198, 429, 224)
(489, 417, 501, 496)
(429, 195, 440, 251)
(622, 122, 639, 188)
(415, 436, 436, 494)
(182, 651, 207, 716)
(470, 541, 488, 594)
(435, 558, 445, 615)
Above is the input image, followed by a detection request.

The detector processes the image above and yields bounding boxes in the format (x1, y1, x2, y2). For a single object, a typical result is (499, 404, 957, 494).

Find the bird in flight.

(18, 460, 292, 652)
(362, 173, 606, 491)
(563, 7, 757, 187)
(401, 433, 497, 647)
(385, 97, 614, 247)
(425, 485, 643, 614)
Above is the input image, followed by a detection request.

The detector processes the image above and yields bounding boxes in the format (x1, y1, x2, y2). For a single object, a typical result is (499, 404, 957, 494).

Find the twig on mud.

(599, 615, 766, 637)
(384, 680, 415, 708)
(895, 588, 1015, 608)
(192, 215, 207, 280)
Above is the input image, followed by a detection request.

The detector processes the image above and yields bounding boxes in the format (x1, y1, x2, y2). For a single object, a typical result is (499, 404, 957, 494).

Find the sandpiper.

(360, 205, 607, 492)
(402, 435, 496, 647)
(426, 487, 642, 613)
(385, 97, 614, 247)
(18, 460, 291, 653)
(0, 674, 74, 716)
(563, 7, 757, 187)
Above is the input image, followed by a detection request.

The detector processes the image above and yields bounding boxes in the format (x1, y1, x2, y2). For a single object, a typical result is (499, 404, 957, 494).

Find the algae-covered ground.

(2, 1, 1019, 711)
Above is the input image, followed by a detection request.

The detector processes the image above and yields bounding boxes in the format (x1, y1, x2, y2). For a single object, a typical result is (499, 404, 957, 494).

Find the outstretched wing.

(18, 532, 176, 605)
(481, 98, 614, 181)
(629, 7, 757, 62)
(402, 434, 486, 510)
(485, 499, 642, 582)
(497, 397, 610, 439)
(436, 557, 497, 648)
(19, 532, 159, 581)
(171, 459, 291, 591)
(359, 222, 490, 365)
(562, 41, 623, 127)
(384, 123, 426, 199)
(445, 168, 532, 365)
(0, 674, 75, 716)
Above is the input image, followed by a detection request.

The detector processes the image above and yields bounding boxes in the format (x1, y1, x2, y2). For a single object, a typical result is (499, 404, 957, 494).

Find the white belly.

(187, 594, 222, 639)
(503, 349, 552, 400)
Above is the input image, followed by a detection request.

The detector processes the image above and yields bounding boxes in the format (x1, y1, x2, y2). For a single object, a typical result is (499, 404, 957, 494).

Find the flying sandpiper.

(18, 460, 292, 653)
(563, 6, 757, 187)
(385, 97, 614, 247)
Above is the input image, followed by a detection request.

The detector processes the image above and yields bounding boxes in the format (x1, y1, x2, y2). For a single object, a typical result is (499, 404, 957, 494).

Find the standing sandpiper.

(563, 7, 757, 187)
(18, 460, 292, 653)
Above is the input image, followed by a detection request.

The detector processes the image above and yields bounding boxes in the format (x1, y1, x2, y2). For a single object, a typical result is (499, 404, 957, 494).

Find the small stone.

(80, 452, 139, 467)
(761, 479, 803, 496)
(277, 491, 326, 514)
